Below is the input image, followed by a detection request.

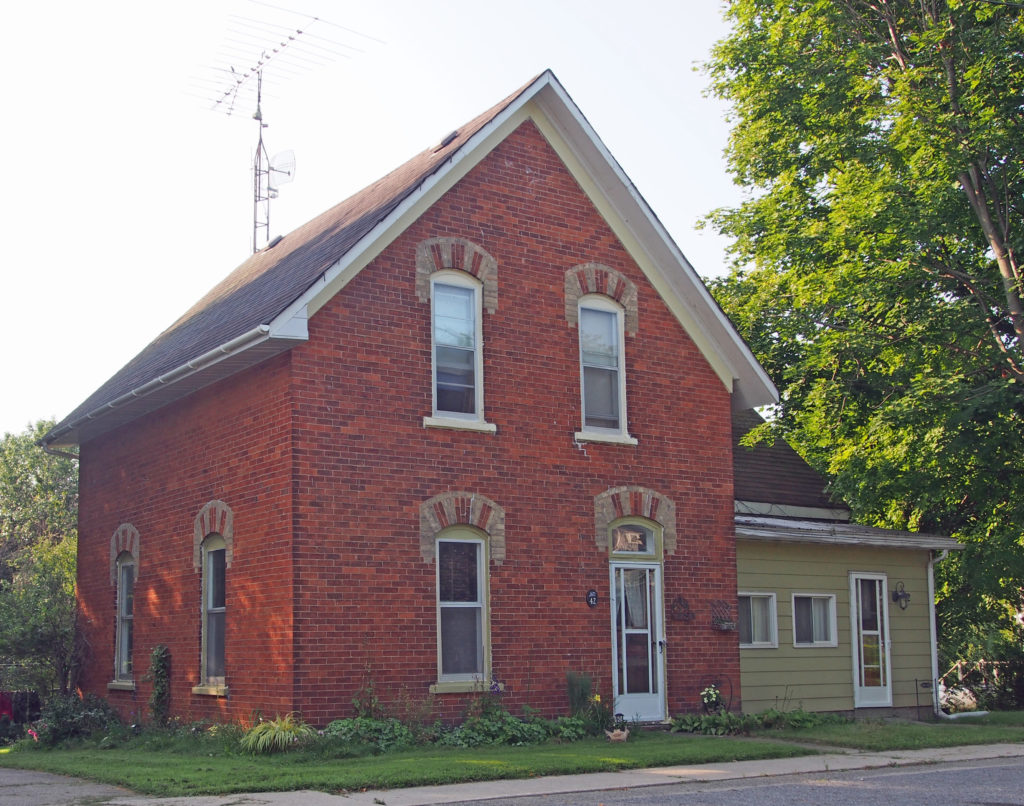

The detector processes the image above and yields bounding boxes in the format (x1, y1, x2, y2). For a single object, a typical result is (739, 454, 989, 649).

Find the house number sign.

(586, 589, 599, 608)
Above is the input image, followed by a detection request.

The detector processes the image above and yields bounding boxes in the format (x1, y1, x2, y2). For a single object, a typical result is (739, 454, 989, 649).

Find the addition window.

(201, 535, 227, 686)
(793, 593, 837, 647)
(114, 552, 135, 680)
(428, 271, 492, 430)
(738, 592, 778, 648)
(576, 295, 634, 443)
(436, 531, 488, 682)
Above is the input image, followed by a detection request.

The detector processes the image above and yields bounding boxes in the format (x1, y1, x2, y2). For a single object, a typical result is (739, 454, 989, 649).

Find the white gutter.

(44, 324, 277, 446)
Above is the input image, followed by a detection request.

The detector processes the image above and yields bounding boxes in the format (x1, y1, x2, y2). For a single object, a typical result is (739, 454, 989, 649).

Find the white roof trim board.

(735, 515, 963, 551)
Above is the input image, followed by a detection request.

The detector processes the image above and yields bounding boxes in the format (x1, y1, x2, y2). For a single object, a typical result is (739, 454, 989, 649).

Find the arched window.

(200, 534, 227, 689)
(436, 526, 488, 682)
(114, 551, 135, 682)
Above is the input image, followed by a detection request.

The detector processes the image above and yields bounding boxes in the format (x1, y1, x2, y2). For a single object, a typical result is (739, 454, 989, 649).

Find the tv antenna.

(252, 67, 296, 253)
(192, 2, 381, 252)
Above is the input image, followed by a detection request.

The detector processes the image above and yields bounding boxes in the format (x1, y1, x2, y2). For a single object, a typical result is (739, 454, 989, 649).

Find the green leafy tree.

(0, 421, 80, 693)
(705, 0, 1024, 661)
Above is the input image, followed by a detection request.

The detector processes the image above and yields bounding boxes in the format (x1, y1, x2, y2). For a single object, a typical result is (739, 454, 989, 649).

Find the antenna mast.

(253, 69, 271, 253)
(193, 3, 381, 252)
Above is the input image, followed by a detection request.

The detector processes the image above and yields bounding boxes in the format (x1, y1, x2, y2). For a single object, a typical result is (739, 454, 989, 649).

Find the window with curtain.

(793, 594, 836, 647)
(738, 593, 777, 648)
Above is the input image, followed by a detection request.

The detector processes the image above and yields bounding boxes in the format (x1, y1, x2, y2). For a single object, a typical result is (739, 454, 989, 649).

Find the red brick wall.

(76, 354, 295, 724)
(287, 120, 738, 724)
(77, 119, 738, 727)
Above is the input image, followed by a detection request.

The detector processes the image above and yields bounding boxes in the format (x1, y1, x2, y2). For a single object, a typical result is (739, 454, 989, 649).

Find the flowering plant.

(700, 684, 723, 713)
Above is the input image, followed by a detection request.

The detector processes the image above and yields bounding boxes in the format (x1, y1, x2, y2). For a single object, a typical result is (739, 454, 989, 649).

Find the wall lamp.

(892, 581, 911, 610)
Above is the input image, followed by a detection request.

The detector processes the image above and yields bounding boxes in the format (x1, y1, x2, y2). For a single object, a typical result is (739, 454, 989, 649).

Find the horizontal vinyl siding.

(737, 541, 934, 714)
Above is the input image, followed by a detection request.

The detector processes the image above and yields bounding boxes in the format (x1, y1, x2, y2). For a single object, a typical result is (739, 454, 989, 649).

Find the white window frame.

(792, 593, 838, 648)
(575, 295, 635, 445)
(738, 592, 778, 649)
(201, 534, 227, 688)
(435, 531, 489, 685)
(114, 552, 135, 681)
(424, 271, 495, 433)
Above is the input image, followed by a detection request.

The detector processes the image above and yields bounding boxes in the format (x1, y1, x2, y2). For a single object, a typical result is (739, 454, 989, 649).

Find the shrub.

(239, 713, 315, 754)
(30, 694, 121, 746)
(439, 709, 549, 747)
(547, 715, 587, 742)
(0, 714, 24, 744)
(671, 710, 754, 736)
(321, 717, 414, 752)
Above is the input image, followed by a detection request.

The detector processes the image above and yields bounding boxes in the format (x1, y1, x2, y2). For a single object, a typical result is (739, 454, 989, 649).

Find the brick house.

(44, 71, 952, 724)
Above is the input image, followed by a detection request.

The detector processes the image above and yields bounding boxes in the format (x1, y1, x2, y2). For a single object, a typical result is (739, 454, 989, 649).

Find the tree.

(0, 421, 80, 694)
(705, 0, 1024, 660)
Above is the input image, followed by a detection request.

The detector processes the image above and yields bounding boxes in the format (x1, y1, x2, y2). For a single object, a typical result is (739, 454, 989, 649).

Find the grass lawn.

(752, 710, 1024, 751)
(0, 732, 812, 797)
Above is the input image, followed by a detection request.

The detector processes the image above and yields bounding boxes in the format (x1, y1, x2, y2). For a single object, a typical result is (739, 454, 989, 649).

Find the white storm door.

(850, 573, 892, 707)
(610, 563, 665, 721)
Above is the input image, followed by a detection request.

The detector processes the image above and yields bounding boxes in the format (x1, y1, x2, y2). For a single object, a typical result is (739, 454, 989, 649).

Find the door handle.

(658, 639, 667, 654)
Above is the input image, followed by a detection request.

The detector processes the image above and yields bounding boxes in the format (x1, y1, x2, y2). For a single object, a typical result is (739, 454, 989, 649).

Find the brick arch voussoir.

(192, 500, 235, 572)
(415, 237, 498, 313)
(419, 491, 505, 564)
(594, 486, 676, 555)
(564, 262, 639, 336)
(109, 523, 140, 585)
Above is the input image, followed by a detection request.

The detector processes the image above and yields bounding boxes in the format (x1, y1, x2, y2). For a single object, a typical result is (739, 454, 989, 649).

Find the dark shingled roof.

(732, 409, 847, 514)
(49, 75, 541, 443)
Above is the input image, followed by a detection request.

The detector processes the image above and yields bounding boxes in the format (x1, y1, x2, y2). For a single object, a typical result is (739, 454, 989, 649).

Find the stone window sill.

(191, 684, 229, 697)
(574, 430, 638, 446)
(107, 680, 136, 691)
(424, 416, 497, 433)
(429, 680, 505, 695)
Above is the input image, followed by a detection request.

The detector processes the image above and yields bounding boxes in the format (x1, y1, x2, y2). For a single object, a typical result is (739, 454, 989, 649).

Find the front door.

(610, 563, 666, 721)
(850, 573, 892, 707)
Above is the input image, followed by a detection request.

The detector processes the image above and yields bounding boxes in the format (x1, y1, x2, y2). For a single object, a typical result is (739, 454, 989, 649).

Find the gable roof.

(44, 70, 777, 450)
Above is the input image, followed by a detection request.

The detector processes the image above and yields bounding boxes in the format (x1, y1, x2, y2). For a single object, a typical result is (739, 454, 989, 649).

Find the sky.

(0, 0, 742, 439)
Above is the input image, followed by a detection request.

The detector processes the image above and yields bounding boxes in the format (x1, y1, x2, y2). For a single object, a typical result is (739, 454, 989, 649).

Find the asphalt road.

(445, 758, 1024, 806)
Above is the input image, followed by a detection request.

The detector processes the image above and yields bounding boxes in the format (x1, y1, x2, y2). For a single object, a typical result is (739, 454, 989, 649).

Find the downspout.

(928, 549, 947, 717)
(928, 549, 988, 719)
(41, 444, 80, 461)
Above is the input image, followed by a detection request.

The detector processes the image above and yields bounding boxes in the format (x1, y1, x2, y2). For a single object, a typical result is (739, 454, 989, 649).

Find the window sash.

(116, 561, 135, 679)
(793, 595, 834, 645)
(579, 302, 625, 432)
(433, 281, 479, 417)
(204, 546, 226, 684)
(738, 593, 776, 647)
(437, 538, 485, 680)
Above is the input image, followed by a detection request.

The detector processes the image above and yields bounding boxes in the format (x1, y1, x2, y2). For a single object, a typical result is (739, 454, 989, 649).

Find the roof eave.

(735, 515, 963, 551)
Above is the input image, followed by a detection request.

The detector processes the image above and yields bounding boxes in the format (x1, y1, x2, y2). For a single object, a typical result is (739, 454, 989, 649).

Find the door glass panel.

(859, 579, 878, 631)
(621, 568, 649, 629)
(624, 634, 651, 693)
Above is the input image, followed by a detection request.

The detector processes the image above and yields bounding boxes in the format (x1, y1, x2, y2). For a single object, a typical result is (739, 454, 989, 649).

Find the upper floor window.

(114, 552, 135, 680)
(577, 296, 634, 443)
(424, 271, 496, 433)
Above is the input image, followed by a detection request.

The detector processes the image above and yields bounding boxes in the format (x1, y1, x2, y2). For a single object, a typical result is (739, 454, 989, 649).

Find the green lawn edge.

(0, 733, 810, 797)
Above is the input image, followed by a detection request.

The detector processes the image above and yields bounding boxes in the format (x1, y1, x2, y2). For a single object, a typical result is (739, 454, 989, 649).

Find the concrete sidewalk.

(7, 741, 1016, 806)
